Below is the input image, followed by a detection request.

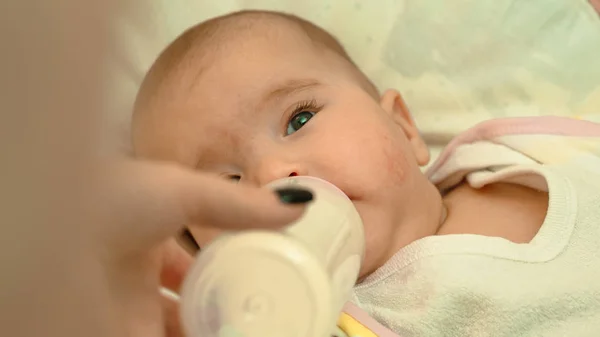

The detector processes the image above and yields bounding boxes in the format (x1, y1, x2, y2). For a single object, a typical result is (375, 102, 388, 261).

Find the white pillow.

(109, 0, 600, 160)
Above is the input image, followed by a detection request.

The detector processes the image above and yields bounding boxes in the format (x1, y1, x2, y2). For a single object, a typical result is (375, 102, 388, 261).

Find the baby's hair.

(133, 10, 378, 119)
(268, 11, 379, 97)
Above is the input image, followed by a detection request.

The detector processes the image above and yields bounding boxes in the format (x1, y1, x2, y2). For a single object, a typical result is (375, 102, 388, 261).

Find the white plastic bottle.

(180, 176, 365, 337)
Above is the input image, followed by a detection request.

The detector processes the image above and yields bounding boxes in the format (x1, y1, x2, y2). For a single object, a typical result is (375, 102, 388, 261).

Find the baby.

(132, 10, 600, 336)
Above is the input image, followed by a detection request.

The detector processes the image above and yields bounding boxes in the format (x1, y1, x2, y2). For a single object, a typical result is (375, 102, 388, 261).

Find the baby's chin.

(355, 259, 385, 284)
(356, 238, 406, 283)
(355, 270, 376, 285)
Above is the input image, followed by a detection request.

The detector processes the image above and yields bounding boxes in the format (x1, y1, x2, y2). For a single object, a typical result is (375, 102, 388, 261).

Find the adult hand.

(90, 160, 311, 337)
(1, 1, 311, 336)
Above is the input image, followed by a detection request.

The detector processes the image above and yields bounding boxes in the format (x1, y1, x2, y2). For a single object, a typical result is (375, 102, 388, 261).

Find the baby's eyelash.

(291, 99, 323, 116)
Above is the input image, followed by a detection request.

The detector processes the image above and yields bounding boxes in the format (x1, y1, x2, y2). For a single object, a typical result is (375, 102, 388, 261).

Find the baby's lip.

(338, 188, 356, 201)
(345, 193, 358, 202)
(338, 189, 355, 201)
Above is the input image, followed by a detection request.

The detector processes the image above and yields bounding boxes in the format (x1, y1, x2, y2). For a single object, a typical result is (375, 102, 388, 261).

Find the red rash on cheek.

(378, 134, 408, 184)
(382, 150, 395, 176)
(387, 151, 408, 184)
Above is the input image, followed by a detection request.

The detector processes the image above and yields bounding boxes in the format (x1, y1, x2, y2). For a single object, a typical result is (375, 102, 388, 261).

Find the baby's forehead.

(157, 24, 327, 100)
(171, 33, 347, 104)
(137, 12, 357, 108)
(186, 15, 319, 66)
(133, 12, 375, 158)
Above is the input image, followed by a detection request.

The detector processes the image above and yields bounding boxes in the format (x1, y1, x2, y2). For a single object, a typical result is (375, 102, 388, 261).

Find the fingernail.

(275, 187, 313, 204)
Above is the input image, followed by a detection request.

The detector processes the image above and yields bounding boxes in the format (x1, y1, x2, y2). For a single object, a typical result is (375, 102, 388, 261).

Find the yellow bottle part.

(337, 312, 378, 337)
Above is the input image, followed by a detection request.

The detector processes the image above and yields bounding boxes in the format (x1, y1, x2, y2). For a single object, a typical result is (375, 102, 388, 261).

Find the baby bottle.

(179, 176, 365, 337)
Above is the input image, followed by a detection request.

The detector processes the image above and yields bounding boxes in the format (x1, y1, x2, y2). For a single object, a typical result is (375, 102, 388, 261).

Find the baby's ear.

(379, 89, 430, 166)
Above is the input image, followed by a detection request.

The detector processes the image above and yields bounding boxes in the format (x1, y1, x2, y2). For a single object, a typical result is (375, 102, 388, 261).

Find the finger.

(96, 160, 310, 251)
(146, 162, 309, 230)
(160, 238, 193, 293)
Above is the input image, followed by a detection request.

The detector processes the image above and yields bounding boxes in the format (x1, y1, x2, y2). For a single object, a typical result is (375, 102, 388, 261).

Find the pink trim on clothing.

(342, 302, 401, 337)
(425, 116, 600, 178)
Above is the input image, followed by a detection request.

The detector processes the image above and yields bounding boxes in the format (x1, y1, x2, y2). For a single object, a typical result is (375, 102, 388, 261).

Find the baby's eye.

(226, 174, 241, 183)
(286, 111, 315, 135)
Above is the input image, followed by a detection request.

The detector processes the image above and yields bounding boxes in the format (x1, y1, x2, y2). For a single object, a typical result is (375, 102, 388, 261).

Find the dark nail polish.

(275, 187, 313, 204)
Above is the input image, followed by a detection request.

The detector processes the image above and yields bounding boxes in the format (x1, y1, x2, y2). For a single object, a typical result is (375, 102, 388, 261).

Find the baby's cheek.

(378, 136, 410, 185)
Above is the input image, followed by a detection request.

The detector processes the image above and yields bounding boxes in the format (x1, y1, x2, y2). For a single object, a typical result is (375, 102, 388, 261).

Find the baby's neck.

(437, 181, 547, 243)
(365, 181, 446, 280)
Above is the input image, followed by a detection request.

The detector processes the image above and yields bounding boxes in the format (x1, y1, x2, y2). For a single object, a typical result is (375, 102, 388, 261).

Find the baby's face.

(134, 32, 438, 278)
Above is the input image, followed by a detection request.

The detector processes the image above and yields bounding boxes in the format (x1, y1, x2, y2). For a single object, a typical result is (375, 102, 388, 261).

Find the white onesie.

(348, 117, 600, 337)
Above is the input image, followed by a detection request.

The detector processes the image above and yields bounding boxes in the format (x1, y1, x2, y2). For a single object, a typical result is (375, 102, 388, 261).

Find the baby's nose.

(252, 158, 305, 187)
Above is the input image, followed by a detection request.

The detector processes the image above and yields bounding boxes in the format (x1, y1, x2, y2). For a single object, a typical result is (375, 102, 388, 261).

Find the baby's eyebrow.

(260, 78, 322, 105)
